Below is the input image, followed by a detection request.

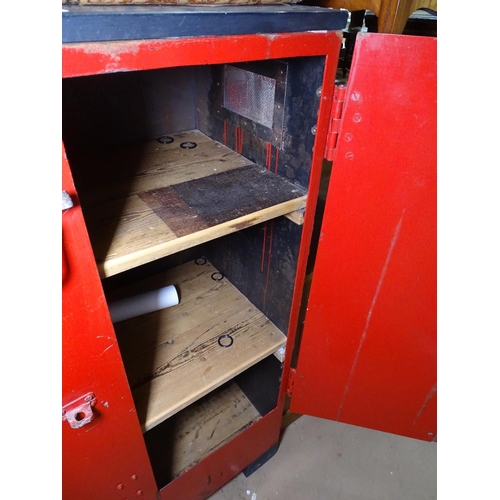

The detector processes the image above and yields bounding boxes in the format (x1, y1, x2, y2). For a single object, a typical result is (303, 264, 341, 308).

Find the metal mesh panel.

(223, 66, 276, 128)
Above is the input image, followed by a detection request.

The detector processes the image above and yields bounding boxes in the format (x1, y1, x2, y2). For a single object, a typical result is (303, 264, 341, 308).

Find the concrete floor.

(208, 415, 437, 500)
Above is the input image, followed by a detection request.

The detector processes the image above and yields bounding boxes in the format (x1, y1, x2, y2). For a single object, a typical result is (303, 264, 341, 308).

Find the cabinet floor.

(208, 415, 436, 500)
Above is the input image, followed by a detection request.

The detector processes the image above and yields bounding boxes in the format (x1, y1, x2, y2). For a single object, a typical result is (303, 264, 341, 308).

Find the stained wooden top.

(62, 6, 348, 43)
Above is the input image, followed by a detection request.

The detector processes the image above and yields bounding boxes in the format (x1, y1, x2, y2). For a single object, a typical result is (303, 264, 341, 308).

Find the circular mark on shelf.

(195, 257, 207, 265)
(157, 135, 174, 144)
(211, 272, 224, 281)
(180, 141, 197, 150)
(218, 334, 234, 348)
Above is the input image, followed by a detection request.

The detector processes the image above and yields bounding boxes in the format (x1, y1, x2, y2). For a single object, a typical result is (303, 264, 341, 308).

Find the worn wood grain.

(169, 382, 260, 479)
(74, 130, 307, 278)
(113, 260, 286, 432)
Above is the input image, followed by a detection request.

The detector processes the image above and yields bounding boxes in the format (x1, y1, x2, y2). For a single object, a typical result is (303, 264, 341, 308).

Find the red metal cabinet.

(62, 13, 436, 499)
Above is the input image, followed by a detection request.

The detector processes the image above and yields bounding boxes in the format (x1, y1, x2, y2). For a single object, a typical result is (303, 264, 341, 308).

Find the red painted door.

(62, 144, 158, 499)
(290, 33, 437, 441)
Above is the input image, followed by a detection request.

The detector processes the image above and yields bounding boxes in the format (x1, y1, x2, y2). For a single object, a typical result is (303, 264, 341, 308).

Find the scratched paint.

(336, 209, 406, 419)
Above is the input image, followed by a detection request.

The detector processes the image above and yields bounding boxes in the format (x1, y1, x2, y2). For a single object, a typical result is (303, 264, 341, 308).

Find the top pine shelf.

(73, 130, 307, 278)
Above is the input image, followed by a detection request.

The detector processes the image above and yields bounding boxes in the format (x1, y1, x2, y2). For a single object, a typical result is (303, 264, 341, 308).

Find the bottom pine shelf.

(112, 259, 286, 432)
(144, 381, 261, 483)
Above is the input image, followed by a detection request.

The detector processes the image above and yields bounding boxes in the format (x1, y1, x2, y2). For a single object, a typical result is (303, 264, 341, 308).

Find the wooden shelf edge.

(284, 207, 305, 226)
(142, 336, 285, 432)
(99, 195, 307, 278)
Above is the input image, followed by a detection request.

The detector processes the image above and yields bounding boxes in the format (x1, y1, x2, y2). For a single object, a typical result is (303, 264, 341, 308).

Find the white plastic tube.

(108, 285, 179, 324)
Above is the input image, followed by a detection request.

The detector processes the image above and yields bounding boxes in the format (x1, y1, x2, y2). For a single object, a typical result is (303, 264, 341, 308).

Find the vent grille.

(223, 66, 276, 128)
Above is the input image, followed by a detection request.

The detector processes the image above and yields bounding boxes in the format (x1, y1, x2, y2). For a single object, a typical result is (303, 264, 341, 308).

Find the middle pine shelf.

(110, 258, 287, 433)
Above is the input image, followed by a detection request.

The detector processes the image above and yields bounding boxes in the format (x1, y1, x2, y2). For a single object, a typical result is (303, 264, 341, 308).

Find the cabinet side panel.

(62, 67, 196, 152)
(291, 34, 437, 441)
(62, 144, 158, 499)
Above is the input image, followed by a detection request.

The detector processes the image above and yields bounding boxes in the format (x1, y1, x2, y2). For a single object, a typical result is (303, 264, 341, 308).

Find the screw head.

(131, 475, 138, 480)
(117, 483, 124, 490)
(352, 113, 362, 123)
(351, 92, 361, 101)
(136, 490, 143, 496)
(345, 152, 354, 160)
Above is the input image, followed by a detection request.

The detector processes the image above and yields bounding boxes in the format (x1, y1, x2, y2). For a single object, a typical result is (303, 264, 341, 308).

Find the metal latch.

(62, 393, 97, 429)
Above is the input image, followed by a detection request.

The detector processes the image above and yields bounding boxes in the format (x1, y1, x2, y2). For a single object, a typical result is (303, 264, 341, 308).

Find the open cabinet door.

(290, 33, 437, 441)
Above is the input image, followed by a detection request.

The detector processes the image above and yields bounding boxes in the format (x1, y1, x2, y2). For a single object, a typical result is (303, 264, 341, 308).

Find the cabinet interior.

(63, 55, 324, 488)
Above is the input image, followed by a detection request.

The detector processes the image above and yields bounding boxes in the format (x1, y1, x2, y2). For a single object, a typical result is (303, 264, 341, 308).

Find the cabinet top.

(62, 5, 348, 43)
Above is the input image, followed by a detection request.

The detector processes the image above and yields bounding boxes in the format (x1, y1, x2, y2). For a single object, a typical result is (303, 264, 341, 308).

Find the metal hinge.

(286, 368, 297, 397)
(324, 84, 347, 162)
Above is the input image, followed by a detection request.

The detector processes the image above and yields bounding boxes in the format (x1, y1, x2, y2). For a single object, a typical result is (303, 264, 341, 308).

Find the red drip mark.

(274, 148, 279, 174)
(235, 127, 244, 154)
(266, 143, 272, 170)
(263, 221, 274, 309)
(261, 223, 267, 272)
(223, 120, 227, 146)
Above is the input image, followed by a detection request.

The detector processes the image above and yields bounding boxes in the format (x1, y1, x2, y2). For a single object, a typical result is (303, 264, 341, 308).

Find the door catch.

(62, 393, 97, 429)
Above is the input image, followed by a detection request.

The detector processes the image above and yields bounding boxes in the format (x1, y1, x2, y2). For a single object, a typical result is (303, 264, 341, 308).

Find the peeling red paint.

(63, 32, 340, 78)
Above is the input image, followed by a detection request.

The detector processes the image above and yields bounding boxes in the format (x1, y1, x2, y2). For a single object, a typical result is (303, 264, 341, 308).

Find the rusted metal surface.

(290, 33, 437, 441)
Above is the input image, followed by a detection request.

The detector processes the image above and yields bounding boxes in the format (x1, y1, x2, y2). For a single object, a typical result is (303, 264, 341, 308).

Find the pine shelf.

(73, 130, 307, 278)
(112, 259, 286, 433)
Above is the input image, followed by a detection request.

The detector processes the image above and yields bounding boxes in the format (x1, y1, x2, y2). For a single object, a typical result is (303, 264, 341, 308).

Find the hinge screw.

(311, 126, 317, 135)
(351, 92, 361, 101)
(131, 475, 138, 480)
(117, 484, 124, 490)
(136, 490, 143, 496)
